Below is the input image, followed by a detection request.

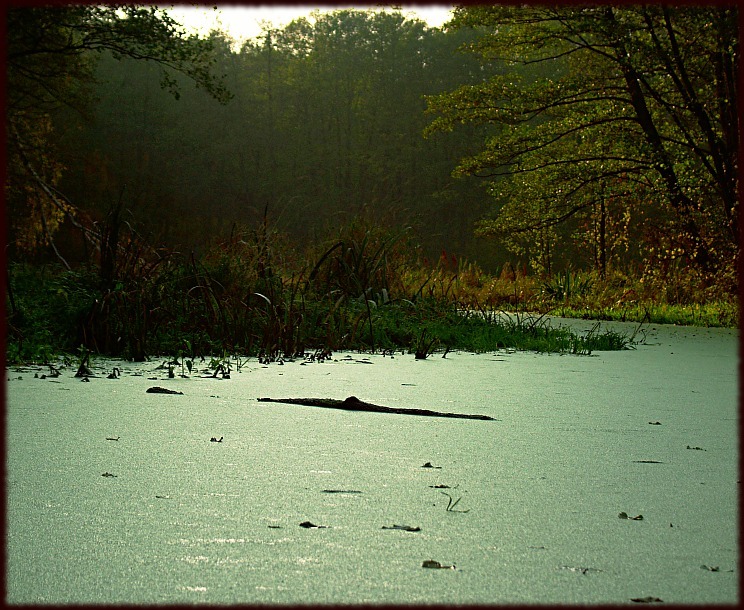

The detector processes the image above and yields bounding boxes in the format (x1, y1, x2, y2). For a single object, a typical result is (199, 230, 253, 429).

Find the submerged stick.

(256, 395, 495, 421)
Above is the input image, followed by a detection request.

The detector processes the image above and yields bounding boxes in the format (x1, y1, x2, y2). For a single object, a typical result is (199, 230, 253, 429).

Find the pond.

(5, 319, 738, 604)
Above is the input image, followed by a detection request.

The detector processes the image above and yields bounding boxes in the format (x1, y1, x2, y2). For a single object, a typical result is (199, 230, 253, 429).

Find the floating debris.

(105, 436, 120, 441)
(101, 472, 117, 478)
(382, 525, 421, 532)
(559, 566, 603, 574)
(630, 596, 663, 603)
(75, 351, 93, 377)
(429, 484, 451, 489)
(155, 495, 171, 499)
(441, 492, 469, 513)
(632, 460, 664, 464)
(700, 564, 720, 571)
(146, 386, 184, 395)
(299, 521, 327, 529)
(618, 512, 644, 520)
(422, 462, 442, 469)
(210, 436, 223, 443)
(322, 489, 362, 494)
(422, 560, 455, 570)
(687, 445, 706, 451)
(648, 421, 662, 425)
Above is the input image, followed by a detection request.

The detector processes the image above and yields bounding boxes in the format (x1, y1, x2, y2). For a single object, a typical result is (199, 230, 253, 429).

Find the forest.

(5, 5, 739, 363)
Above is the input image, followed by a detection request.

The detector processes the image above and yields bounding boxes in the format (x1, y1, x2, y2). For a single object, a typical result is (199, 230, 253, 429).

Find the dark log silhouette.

(256, 395, 495, 421)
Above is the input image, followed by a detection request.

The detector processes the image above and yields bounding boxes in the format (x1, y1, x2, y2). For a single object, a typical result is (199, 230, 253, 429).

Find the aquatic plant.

(414, 328, 438, 359)
(441, 492, 469, 513)
(542, 269, 593, 301)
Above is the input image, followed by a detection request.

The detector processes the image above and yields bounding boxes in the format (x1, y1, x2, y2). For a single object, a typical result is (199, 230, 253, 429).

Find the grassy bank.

(401, 260, 738, 329)
(5, 264, 633, 364)
(5, 224, 736, 365)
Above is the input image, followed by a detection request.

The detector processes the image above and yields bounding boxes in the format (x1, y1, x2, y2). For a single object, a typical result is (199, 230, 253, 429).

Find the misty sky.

(166, 4, 454, 44)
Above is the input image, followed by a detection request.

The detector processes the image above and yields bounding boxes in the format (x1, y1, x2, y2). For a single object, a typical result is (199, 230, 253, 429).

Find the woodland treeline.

(7, 4, 738, 282)
(4, 5, 739, 360)
(8, 6, 504, 269)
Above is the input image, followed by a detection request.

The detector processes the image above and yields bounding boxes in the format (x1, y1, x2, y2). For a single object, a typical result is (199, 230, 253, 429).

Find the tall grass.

(6, 219, 735, 365)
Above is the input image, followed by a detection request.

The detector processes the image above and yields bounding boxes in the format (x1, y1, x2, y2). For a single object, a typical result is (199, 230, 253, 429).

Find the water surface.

(6, 320, 738, 604)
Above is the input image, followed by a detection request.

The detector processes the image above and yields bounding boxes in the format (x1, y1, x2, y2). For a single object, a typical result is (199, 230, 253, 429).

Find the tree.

(30, 7, 508, 271)
(425, 5, 738, 278)
(5, 5, 231, 261)
(231, 8, 499, 260)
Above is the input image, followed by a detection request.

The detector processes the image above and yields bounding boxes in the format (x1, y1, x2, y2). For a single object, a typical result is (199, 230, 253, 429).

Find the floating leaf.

(422, 559, 455, 569)
(299, 521, 327, 529)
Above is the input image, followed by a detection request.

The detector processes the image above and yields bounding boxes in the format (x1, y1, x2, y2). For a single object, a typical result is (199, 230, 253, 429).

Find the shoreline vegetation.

(6, 7, 738, 369)
(6, 222, 737, 366)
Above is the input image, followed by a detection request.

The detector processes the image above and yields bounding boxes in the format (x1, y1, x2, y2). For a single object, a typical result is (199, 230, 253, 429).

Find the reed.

(9, 217, 733, 365)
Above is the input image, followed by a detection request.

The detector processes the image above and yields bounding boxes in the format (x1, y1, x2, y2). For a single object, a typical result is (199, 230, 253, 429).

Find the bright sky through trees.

(166, 4, 454, 44)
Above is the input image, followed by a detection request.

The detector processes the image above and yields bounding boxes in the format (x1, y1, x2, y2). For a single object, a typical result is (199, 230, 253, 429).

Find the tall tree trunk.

(604, 6, 713, 271)
(598, 197, 607, 279)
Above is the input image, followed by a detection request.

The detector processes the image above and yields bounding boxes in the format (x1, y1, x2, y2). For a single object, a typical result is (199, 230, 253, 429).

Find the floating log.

(256, 395, 494, 421)
(146, 386, 184, 395)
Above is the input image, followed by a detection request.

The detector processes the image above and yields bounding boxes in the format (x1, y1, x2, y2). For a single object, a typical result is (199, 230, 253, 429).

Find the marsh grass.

(403, 261, 737, 329)
(542, 269, 594, 302)
(6, 219, 735, 365)
(552, 302, 738, 328)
